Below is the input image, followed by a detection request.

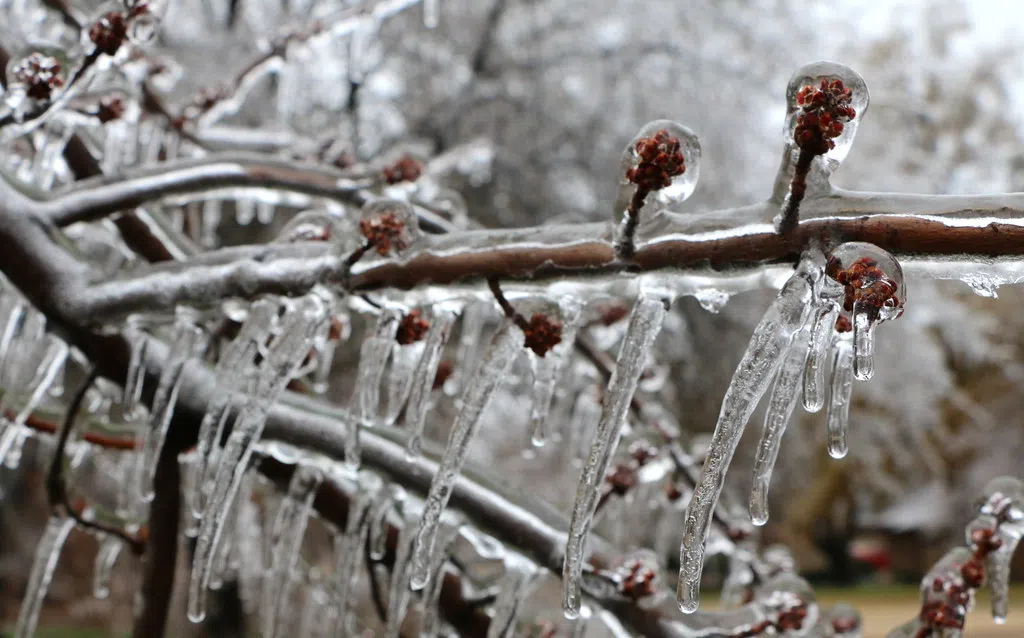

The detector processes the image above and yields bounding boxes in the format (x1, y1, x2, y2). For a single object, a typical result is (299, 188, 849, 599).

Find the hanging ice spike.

(346, 307, 401, 471)
(408, 320, 524, 592)
(188, 294, 327, 624)
(563, 294, 668, 619)
(15, 515, 75, 638)
(677, 257, 817, 614)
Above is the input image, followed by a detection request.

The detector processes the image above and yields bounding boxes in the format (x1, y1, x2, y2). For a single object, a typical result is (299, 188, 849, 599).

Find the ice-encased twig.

(347, 307, 401, 470)
(826, 338, 854, 459)
(404, 308, 455, 458)
(14, 515, 75, 638)
(93, 536, 122, 599)
(749, 326, 812, 526)
(409, 321, 524, 591)
(188, 295, 327, 623)
(678, 263, 815, 614)
(802, 302, 838, 413)
(487, 554, 539, 638)
(264, 464, 323, 638)
(563, 295, 667, 618)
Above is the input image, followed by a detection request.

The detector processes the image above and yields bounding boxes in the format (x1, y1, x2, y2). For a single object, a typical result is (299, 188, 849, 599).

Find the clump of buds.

(382, 154, 424, 184)
(89, 12, 129, 56)
(522, 313, 563, 357)
(94, 95, 126, 123)
(9, 52, 65, 100)
(824, 243, 906, 333)
(359, 212, 409, 256)
(794, 78, 857, 156)
(626, 129, 686, 193)
(395, 309, 430, 345)
(616, 557, 658, 600)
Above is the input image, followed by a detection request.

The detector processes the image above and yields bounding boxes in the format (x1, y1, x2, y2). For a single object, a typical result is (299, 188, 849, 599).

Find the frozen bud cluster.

(6, 51, 66, 101)
(359, 200, 419, 256)
(793, 78, 856, 155)
(617, 120, 701, 214)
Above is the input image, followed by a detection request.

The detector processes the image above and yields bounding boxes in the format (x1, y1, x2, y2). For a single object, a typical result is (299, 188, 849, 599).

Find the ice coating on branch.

(14, 515, 75, 638)
(188, 295, 327, 623)
(678, 259, 815, 614)
(826, 338, 854, 459)
(614, 120, 701, 217)
(824, 242, 905, 382)
(93, 536, 122, 599)
(135, 312, 204, 503)
(409, 321, 524, 592)
(262, 464, 322, 637)
(404, 308, 455, 458)
(488, 555, 539, 638)
(784, 62, 868, 171)
(750, 325, 812, 526)
(563, 295, 667, 619)
(347, 307, 400, 470)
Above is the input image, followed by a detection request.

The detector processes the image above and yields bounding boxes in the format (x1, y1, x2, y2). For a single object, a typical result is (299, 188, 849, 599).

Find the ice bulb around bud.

(614, 119, 701, 218)
(5, 47, 70, 105)
(358, 200, 421, 257)
(784, 61, 869, 172)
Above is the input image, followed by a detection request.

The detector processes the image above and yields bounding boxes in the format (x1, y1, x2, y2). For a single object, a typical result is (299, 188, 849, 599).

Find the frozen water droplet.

(803, 302, 838, 413)
(785, 61, 869, 171)
(614, 120, 701, 218)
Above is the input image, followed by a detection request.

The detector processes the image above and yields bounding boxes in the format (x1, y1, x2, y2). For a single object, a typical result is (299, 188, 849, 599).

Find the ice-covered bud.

(615, 551, 661, 602)
(94, 94, 127, 122)
(382, 154, 424, 185)
(615, 120, 700, 217)
(89, 11, 129, 56)
(276, 209, 349, 244)
(5, 49, 68, 102)
(358, 200, 420, 256)
(395, 309, 430, 345)
(977, 476, 1024, 522)
(123, 0, 167, 45)
(785, 62, 868, 169)
(827, 602, 861, 637)
(825, 242, 905, 381)
(522, 313, 563, 357)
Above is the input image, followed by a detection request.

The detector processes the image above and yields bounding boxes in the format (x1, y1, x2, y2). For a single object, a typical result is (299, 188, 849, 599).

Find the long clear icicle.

(264, 464, 323, 638)
(14, 516, 75, 638)
(827, 338, 854, 459)
(802, 303, 838, 413)
(123, 332, 149, 420)
(347, 308, 400, 470)
(136, 315, 203, 503)
(409, 321, 524, 591)
(528, 302, 579, 447)
(93, 536, 123, 599)
(487, 555, 539, 638)
(749, 326, 812, 526)
(852, 306, 876, 381)
(188, 295, 327, 623)
(418, 523, 461, 638)
(563, 296, 667, 618)
(385, 508, 421, 638)
(404, 308, 455, 458)
(678, 263, 815, 614)
(193, 298, 278, 517)
(332, 480, 391, 637)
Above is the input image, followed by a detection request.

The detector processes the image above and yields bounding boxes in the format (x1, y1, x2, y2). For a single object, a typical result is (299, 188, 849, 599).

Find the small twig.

(618, 187, 650, 259)
(487, 277, 529, 332)
(45, 367, 146, 554)
(777, 150, 814, 235)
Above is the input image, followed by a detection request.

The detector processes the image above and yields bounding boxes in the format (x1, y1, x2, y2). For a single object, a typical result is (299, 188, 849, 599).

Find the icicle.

(93, 536, 122, 599)
(487, 555, 539, 638)
(123, 331, 148, 420)
(14, 515, 75, 638)
(567, 388, 601, 466)
(264, 464, 323, 638)
(409, 321, 524, 591)
(236, 198, 256, 225)
(563, 295, 667, 618)
(236, 478, 265, 616)
(330, 477, 388, 637)
(852, 305, 875, 381)
(385, 338, 426, 426)
(385, 506, 421, 638)
(423, 0, 440, 28)
(135, 314, 203, 503)
(347, 308, 401, 470)
(405, 309, 455, 458)
(749, 326, 812, 526)
(12, 337, 68, 426)
(528, 299, 580, 448)
(678, 261, 815, 614)
(193, 298, 278, 516)
(452, 301, 490, 394)
(826, 338, 854, 459)
(189, 295, 327, 623)
(298, 585, 330, 638)
(418, 522, 461, 638)
(802, 303, 837, 413)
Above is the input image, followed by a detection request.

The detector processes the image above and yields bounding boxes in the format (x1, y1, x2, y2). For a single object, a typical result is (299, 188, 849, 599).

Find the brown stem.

(487, 277, 529, 331)
(617, 187, 649, 259)
(778, 150, 815, 235)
